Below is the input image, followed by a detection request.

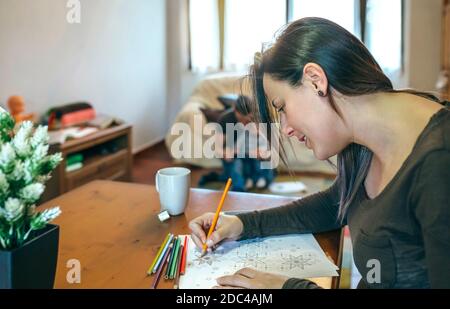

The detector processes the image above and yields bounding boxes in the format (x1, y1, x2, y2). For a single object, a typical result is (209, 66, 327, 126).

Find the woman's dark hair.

(234, 95, 253, 116)
(248, 17, 442, 222)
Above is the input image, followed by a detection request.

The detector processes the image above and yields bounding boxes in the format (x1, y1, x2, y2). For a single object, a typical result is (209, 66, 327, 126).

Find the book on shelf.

(66, 162, 83, 173)
(87, 114, 124, 129)
(48, 127, 99, 145)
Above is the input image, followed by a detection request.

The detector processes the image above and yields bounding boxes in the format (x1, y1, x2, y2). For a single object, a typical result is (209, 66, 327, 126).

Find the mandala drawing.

(179, 234, 339, 289)
(279, 252, 319, 271)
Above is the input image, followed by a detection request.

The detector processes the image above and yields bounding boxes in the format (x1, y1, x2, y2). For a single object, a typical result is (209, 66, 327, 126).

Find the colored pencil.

(173, 244, 183, 289)
(201, 178, 232, 256)
(152, 234, 174, 274)
(164, 237, 178, 279)
(147, 233, 171, 275)
(150, 241, 173, 289)
(169, 237, 181, 279)
(180, 236, 188, 275)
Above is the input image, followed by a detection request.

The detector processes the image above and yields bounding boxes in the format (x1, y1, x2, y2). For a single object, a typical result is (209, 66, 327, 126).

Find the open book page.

(179, 234, 338, 289)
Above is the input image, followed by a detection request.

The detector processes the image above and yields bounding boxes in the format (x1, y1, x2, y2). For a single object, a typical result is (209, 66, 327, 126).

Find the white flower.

(32, 144, 49, 162)
(1, 198, 25, 222)
(49, 153, 63, 167)
(31, 125, 49, 148)
(19, 183, 45, 203)
(0, 143, 16, 172)
(41, 207, 61, 222)
(36, 174, 50, 183)
(12, 121, 33, 157)
(30, 207, 61, 230)
(22, 158, 36, 184)
(0, 170, 9, 195)
(8, 160, 25, 181)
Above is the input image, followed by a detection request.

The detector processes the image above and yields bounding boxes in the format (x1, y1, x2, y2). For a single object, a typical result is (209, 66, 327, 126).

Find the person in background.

(199, 95, 275, 192)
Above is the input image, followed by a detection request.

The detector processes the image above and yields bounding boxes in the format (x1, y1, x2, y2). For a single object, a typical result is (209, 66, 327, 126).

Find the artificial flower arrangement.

(0, 107, 62, 250)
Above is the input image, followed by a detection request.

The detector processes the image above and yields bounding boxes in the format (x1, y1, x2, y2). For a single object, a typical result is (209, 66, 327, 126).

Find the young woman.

(189, 17, 449, 289)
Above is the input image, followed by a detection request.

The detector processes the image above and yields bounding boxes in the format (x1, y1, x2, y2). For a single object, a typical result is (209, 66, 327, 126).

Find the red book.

(61, 108, 96, 127)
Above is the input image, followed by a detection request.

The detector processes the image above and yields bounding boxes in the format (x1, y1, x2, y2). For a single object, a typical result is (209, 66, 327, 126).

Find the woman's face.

(262, 73, 350, 160)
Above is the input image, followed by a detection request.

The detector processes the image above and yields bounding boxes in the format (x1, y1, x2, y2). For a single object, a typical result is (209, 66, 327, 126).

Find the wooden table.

(40, 180, 343, 289)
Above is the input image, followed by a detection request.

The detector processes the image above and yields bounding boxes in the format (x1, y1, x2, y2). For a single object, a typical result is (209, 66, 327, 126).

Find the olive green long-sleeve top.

(237, 106, 450, 289)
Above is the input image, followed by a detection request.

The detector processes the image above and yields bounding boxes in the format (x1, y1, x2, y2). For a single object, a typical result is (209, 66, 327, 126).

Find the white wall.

(0, 0, 167, 152)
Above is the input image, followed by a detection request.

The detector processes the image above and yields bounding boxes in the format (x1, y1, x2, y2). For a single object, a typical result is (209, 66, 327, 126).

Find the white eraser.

(157, 210, 170, 222)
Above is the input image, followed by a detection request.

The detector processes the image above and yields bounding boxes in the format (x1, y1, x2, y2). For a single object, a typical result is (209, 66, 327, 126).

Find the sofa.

(165, 73, 336, 174)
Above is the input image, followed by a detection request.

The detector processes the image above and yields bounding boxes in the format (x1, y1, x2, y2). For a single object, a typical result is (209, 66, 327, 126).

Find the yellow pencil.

(201, 178, 232, 256)
(147, 233, 171, 274)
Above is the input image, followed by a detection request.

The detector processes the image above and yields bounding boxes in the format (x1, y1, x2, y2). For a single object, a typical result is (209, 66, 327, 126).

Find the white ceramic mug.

(155, 167, 191, 216)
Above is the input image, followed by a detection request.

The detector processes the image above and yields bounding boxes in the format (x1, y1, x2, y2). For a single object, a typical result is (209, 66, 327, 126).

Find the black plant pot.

(0, 224, 59, 289)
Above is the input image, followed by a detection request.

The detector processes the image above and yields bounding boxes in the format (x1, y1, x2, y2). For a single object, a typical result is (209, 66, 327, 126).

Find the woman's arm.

(216, 180, 341, 289)
(236, 180, 342, 240)
(282, 278, 322, 289)
(412, 150, 450, 288)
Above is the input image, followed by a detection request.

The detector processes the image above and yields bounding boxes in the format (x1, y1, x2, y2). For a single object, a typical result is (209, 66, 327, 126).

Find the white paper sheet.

(179, 234, 339, 289)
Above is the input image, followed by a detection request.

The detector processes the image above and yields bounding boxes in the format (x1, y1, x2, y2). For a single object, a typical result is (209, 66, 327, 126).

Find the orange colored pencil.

(201, 178, 232, 256)
(180, 235, 188, 275)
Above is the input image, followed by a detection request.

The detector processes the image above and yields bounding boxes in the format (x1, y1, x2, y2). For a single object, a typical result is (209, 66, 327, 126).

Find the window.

(189, 0, 220, 72)
(188, 0, 403, 76)
(290, 0, 358, 37)
(223, 0, 286, 71)
(365, 0, 403, 75)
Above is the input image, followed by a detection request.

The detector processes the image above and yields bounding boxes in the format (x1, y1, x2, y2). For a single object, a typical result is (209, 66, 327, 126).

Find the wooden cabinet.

(41, 124, 133, 203)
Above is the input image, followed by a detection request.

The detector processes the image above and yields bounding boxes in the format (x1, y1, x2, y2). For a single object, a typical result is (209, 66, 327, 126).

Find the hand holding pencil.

(149, 178, 244, 288)
(188, 179, 244, 254)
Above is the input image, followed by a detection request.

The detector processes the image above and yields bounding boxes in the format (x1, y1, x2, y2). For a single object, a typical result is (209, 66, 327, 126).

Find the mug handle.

(155, 173, 159, 192)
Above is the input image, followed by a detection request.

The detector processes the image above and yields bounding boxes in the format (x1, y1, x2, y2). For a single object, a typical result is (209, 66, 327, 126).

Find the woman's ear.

(303, 63, 329, 96)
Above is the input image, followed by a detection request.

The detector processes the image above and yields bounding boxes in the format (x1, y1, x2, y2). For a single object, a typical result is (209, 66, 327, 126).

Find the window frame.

(188, 0, 404, 73)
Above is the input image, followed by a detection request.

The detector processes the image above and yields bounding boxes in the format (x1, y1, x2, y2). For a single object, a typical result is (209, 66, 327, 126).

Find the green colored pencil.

(164, 237, 177, 279)
(169, 237, 181, 279)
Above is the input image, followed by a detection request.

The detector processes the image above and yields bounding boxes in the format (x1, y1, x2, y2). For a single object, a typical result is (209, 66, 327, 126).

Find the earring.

(314, 83, 325, 97)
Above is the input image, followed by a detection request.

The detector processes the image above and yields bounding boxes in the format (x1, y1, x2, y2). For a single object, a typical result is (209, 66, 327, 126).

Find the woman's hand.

(188, 213, 244, 251)
(213, 268, 289, 289)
